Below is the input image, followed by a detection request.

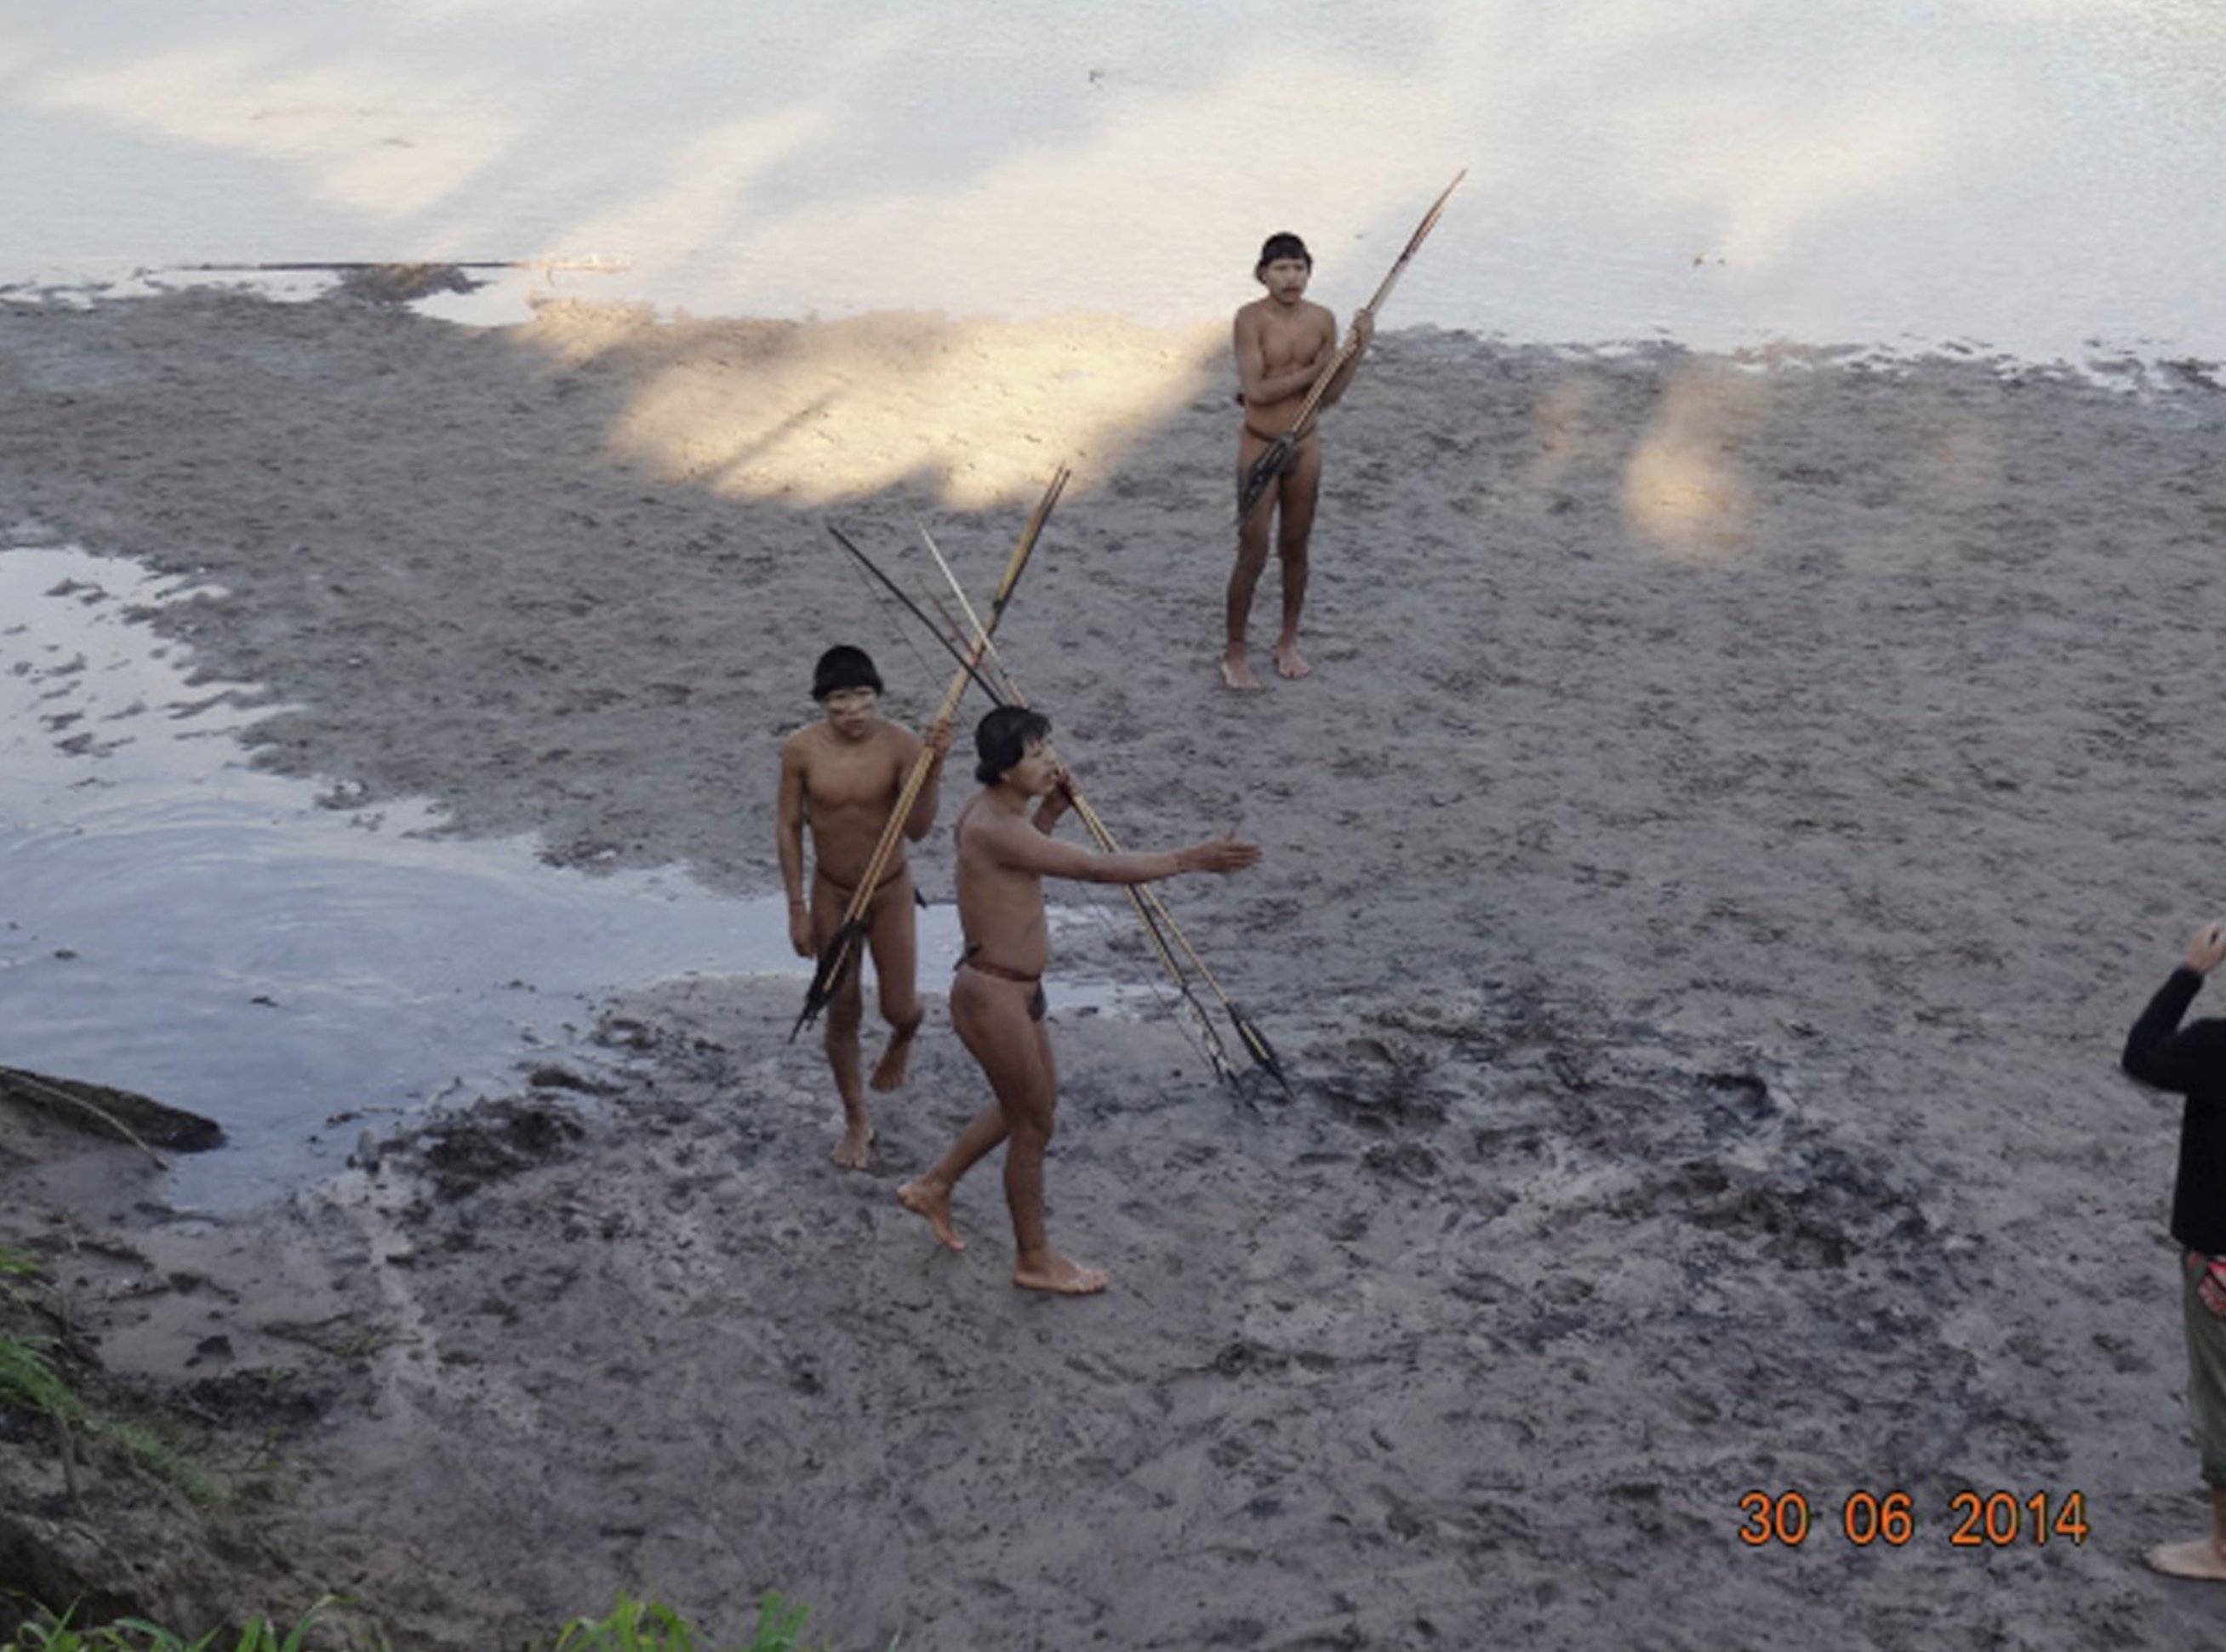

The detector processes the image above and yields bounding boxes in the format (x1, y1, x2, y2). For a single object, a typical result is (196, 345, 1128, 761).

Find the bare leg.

(1224, 435, 1274, 691)
(2149, 1489, 2226, 1578)
(1270, 437, 1321, 680)
(949, 970, 1105, 1293)
(822, 982, 874, 1169)
(1223, 543, 1269, 692)
(871, 1017, 922, 1091)
(866, 880, 923, 1093)
(898, 1100, 1005, 1252)
(812, 875, 875, 1169)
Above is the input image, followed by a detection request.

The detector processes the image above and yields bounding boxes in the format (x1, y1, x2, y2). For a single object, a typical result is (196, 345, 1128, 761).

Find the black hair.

(1255, 232, 1312, 279)
(811, 645, 883, 701)
(974, 705, 1052, 786)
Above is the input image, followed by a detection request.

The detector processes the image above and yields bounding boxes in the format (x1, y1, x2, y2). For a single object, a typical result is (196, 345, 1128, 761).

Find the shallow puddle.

(0, 544, 1124, 1209)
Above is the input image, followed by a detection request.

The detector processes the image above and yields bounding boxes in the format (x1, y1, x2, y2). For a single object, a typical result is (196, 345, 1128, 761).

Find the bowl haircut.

(975, 705, 1053, 786)
(812, 645, 883, 701)
(1255, 232, 1312, 280)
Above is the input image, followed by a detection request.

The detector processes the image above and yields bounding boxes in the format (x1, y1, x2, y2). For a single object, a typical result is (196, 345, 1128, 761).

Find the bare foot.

(2149, 1538, 2226, 1579)
(898, 1179, 966, 1251)
(1013, 1253, 1109, 1296)
(869, 1023, 919, 1093)
(1271, 640, 1312, 680)
(1221, 649, 1264, 692)
(830, 1124, 874, 1171)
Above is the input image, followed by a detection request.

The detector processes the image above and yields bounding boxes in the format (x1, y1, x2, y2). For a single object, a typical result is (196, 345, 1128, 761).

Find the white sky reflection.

(4, 0, 2225, 361)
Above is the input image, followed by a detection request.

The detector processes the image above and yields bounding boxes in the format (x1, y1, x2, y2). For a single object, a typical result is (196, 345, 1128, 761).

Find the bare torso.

(1234, 293, 1338, 442)
(952, 792, 1053, 976)
(778, 717, 923, 887)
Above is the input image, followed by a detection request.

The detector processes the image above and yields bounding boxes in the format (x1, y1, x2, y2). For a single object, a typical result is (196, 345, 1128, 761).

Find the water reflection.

(0, 545, 1121, 1209)
(7, 1, 2226, 362)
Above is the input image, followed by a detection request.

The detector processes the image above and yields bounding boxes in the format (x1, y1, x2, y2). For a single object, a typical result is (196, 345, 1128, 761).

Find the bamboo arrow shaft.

(905, 537, 1262, 1088)
(1056, 787, 1288, 1097)
(1240, 170, 1467, 521)
(830, 526, 1004, 700)
(796, 466, 1069, 1035)
(1293, 168, 1465, 438)
(824, 502, 1274, 1092)
(853, 465, 1065, 910)
(889, 527, 1209, 1025)
(1068, 795, 1227, 1000)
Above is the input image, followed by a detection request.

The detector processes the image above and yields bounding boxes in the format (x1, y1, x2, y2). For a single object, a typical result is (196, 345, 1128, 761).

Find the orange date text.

(1736, 1489, 2088, 1549)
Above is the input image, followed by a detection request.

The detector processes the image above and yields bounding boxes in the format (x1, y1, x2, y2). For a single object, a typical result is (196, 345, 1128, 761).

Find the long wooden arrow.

(904, 521, 1285, 1096)
(792, 466, 1069, 1040)
(1237, 170, 1466, 523)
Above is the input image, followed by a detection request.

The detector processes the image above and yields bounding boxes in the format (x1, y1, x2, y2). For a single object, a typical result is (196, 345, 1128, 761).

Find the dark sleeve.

(2123, 966, 2226, 1091)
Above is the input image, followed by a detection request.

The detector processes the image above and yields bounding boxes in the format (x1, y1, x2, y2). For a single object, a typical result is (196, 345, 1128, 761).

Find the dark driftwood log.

(0, 1067, 225, 1154)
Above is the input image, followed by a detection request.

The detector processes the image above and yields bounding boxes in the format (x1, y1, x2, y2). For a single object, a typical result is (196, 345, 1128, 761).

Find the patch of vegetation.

(2, 1602, 341, 1651)
(0, 1592, 886, 1652)
(542, 1592, 870, 1651)
(6, 1253, 893, 1652)
(0, 1247, 77, 1427)
(0, 1246, 250, 1510)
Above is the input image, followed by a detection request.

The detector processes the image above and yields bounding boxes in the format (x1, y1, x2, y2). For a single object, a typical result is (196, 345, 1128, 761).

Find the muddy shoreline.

(4, 286, 2226, 1647)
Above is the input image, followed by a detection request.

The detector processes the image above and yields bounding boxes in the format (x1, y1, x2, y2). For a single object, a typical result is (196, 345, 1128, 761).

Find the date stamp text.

(1737, 1489, 2089, 1549)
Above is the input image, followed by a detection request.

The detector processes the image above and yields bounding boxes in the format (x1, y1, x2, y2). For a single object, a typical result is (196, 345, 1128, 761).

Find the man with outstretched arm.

(2121, 918, 2226, 1579)
(1224, 231, 1373, 692)
(899, 706, 1261, 1295)
(777, 646, 952, 1170)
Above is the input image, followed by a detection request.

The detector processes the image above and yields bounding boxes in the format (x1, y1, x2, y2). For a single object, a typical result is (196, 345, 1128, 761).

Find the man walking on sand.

(899, 707, 1261, 1295)
(777, 646, 952, 1170)
(1224, 231, 1373, 692)
(2122, 919, 2226, 1579)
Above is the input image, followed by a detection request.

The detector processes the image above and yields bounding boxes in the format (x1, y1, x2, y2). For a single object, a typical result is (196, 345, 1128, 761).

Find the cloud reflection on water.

(7, 2, 2226, 361)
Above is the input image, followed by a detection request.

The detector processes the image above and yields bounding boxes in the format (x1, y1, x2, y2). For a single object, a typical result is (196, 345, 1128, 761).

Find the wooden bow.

(791, 467, 1069, 1040)
(832, 514, 1289, 1096)
(1237, 170, 1467, 523)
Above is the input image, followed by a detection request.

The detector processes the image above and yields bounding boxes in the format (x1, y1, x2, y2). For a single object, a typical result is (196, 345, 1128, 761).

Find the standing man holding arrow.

(899, 705, 1262, 1295)
(1224, 175, 1466, 692)
(1224, 231, 1373, 692)
(788, 470, 1066, 1166)
(777, 645, 953, 1169)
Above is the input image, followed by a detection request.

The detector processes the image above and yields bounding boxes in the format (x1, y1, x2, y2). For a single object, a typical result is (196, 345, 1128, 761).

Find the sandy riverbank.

(4, 282, 2226, 1648)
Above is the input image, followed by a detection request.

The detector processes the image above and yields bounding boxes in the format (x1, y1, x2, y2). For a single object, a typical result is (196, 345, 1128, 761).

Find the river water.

(0, 548, 1141, 1207)
(5, 0, 2225, 1203)
(0, 550, 793, 1204)
(6, 0, 2226, 362)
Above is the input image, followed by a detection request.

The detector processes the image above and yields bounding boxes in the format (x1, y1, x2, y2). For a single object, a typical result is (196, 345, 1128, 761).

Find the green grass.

(541, 1591, 888, 1652)
(4, 1250, 892, 1652)
(1, 1598, 362, 1652)
(0, 1592, 887, 1652)
(0, 1246, 77, 1423)
(0, 1329, 77, 1423)
(0, 1245, 237, 1507)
